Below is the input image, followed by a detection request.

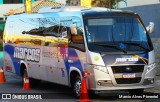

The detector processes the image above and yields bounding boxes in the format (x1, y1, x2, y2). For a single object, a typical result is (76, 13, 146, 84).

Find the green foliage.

(50, 0, 56, 2)
(110, 0, 125, 9)
(92, 0, 124, 9)
(0, 44, 3, 51)
(92, 0, 111, 8)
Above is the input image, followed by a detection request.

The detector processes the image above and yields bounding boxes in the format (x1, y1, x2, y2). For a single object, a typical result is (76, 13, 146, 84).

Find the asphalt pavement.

(0, 59, 160, 102)
(145, 75, 160, 94)
(0, 68, 160, 102)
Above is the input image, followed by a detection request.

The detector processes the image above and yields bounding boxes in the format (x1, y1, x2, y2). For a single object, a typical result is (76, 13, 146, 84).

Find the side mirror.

(146, 22, 154, 34)
(70, 24, 77, 35)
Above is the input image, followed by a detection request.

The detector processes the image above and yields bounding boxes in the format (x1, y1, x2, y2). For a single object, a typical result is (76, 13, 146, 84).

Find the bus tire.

(21, 67, 40, 88)
(21, 68, 27, 85)
(129, 89, 144, 96)
(72, 76, 81, 98)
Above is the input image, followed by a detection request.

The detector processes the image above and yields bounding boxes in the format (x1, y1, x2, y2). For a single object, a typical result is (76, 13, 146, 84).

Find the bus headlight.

(89, 65, 108, 73)
(147, 63, 156, 72)
(96, 65, 108, 73)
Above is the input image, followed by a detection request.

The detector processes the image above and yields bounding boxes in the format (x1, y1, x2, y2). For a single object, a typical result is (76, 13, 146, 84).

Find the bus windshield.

(85, 16, 152, 53)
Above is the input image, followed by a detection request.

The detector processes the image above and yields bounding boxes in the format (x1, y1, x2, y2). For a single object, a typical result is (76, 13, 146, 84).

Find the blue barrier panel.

(0, 51, 3, 59)
(0, 52, 3, 66)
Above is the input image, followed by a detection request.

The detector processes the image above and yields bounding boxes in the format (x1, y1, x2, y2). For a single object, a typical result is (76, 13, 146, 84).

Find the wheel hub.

(74, 79, 81, 96)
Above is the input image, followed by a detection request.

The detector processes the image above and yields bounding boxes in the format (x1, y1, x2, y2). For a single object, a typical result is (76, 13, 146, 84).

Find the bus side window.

(68, 27, 85, 52)
(59, 26, 67, 38)
(43, 25, 60, 38)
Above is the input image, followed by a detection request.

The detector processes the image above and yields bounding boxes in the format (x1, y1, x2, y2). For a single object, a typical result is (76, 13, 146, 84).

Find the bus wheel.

(22, 68, 40, 88)
(129, 89, 144, 95)
(73, 76, 81, 98)
(22, 68, 28, 78)
(21, 68, 27, 85)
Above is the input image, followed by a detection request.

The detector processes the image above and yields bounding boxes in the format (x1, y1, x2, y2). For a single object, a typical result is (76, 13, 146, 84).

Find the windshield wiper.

(94, 43, 127, 53)
(122, 42, 150, 51)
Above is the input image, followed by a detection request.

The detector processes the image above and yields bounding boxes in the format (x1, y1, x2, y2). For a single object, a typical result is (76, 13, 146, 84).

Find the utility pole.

(81, 0, 92, 8)
(24, 0, 32, 13)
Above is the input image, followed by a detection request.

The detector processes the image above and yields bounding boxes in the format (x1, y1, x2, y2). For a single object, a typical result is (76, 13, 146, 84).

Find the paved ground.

(1, 71, 160, 102)
(0, 59, 160, 102)
(145, 75, 160, 94)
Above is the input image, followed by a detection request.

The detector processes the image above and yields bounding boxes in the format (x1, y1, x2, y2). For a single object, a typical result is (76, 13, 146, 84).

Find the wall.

(0, 4, 23, 17)
(122, 4, 160, 75)
(127, 0, 159, 7)
(0, 0, 3, 4)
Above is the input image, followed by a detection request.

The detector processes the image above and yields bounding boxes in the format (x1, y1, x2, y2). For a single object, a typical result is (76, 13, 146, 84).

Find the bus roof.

(7, 6, 137, 19)
(38, 6, 135, 14)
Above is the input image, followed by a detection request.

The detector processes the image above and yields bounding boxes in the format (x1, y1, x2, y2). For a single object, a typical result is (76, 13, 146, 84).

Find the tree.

(66, 0, 70, 4)
(92, 0, 110, 8)
(92, 0, 125, 9)
(110, 0, 126, 9)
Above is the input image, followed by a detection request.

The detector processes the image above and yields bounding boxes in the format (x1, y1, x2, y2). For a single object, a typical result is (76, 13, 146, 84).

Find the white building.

(0, 4, 23, 19)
